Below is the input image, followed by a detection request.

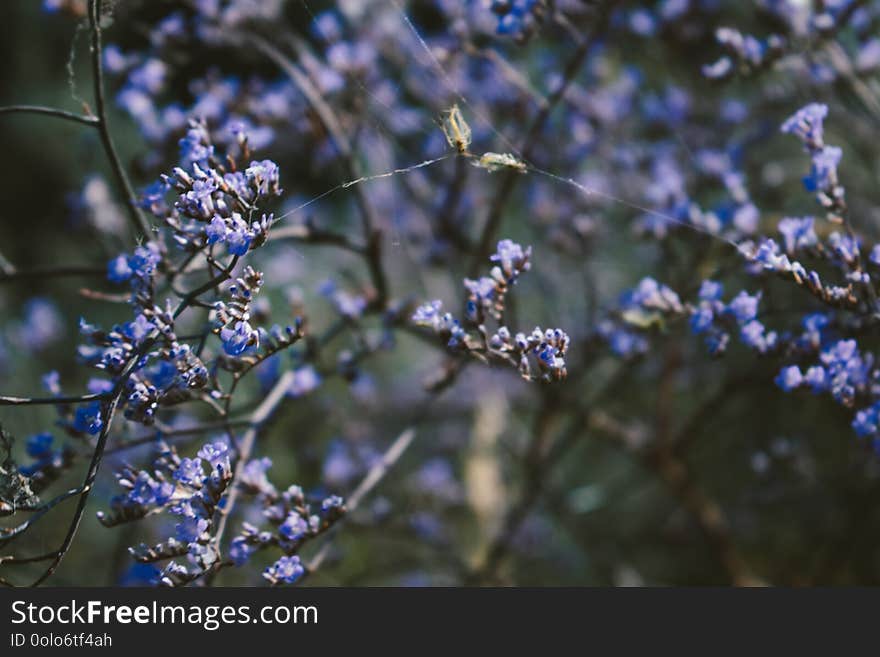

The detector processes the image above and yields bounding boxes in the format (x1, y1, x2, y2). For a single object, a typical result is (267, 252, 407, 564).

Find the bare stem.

(245, 31, 388, 309)
(29, 396, 120, 586)
(0, 105, 98, 126)
(88, 0, 152, 239)
(305, 427, 417, 575)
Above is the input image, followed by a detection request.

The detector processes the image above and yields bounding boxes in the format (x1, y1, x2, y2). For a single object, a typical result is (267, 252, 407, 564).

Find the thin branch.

(306, 427, 416, 575)
(0, 392, 109, 407)
(244, 31, 388, 309)
(29, 396, 120, 586)
(0, 104, 98, 126)
(211, 370, 296, 551)
(0, 488, 83, 545)
(268, 223, 365, 254)
(0, 264, 106, 284)
(88, 0, 152, 239)
(104, 418, 253, 456)
(0, 551, 60, 567)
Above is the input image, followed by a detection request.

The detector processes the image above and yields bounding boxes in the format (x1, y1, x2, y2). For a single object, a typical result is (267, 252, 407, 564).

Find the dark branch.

(0, 105, 98, 126)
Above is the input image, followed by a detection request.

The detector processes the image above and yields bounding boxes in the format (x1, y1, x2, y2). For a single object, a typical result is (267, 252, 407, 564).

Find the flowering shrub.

(3, 0, 880, 586)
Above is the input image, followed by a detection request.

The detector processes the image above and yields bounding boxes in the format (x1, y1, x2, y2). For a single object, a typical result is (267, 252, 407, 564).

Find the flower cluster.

(98, 440, 232, 585)
(151, 120, 281, 255)
(780, 104, 845, 217)
(702, 27, 786, 80)
(413, 239, 567, 382)
(78, 298, 209, 427)
(227, 457, 346, 585)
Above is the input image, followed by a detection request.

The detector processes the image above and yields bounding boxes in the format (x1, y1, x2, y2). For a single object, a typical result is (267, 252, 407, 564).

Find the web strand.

(278, 2, 752, 259)
(272, 155, 452, 224)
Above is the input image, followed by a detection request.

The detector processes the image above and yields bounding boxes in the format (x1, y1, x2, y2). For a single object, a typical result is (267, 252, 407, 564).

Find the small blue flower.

(804, 145, 842, 192)
(804, 366, 827, 393)
(288, 365, 321, 397)
(264, 555, 304, 584)
(726, 291, 760, 324)
(174, 457, 205, 488)
(690, 306, 714, 334)
(42, 370, 61, 396)
(781, 103, 828, 146)
(240, 457, 274, 494)
(128, 472, 174, 506)
(107, 255, 133, 283)
(775, 365, 803, 391)
(87, 378, 114, 395)
(197, 441, 231, 473)
(853, 403, 880, 439)
(26, 433, 54, 458)
(698, 280, 723, 301)
(123, 314, 155, 343)
(73, 401, 103, 435)
(229, 536, 254, 566)
(206, 216, 228, 244)
(175, 516, 209, 543)
(321, 495, 345, 512)
(220, 321, 257, 356)
(279, 513, 309, 541)
(778, 217, 818, 254)
(226, 226, 253, 256)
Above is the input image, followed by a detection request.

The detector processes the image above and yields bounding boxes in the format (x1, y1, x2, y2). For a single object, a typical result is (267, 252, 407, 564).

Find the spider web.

(271, 0, 750, 260)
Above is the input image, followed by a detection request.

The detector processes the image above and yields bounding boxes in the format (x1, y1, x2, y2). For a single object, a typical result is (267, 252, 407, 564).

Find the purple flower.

(853, 403, 880, 439)
(229, 536, 254, 566)
(42, 370, 61, 396)
(727, 291, 760, 324)
(781, 103, 828, 146)
(198, 441, 231, 473)
(778, 217, 817, 253)
(108, 255, 133, 282)
(128, 472, 174, 506)
(279, 513, 309, 541)
(26, 433, 54, 458)
(87, 378, 114, 395)
(220, 321, 257, 356)
(288, 365, 321, 397)
(73, 401, 103, 435)
(804, 145, 842, 192)
(123, 314, 155, 343)
(775, 365, 803, 391)
(240, 457, 275, 494)
(698, 280, 724, 302)
(174, 457, 205, 487)
(206, 216, 229, 244)
(264, 555, 304, 584)
(175, 516, 209, 543)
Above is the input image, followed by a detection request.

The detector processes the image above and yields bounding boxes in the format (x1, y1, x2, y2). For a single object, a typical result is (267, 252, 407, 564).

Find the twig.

(269, 223, 365, 254)
(0, 392, 109, 407)
(29, 396, 121, 586)
(0, 104, 98, 126)
(0, 488, 84, 545)
(244, 31, 388, 309)
(211, 370, 296, 552)
(305, 427, 416, 574)
(88, 0, 151, 239)
(0, 264, 106, 283)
